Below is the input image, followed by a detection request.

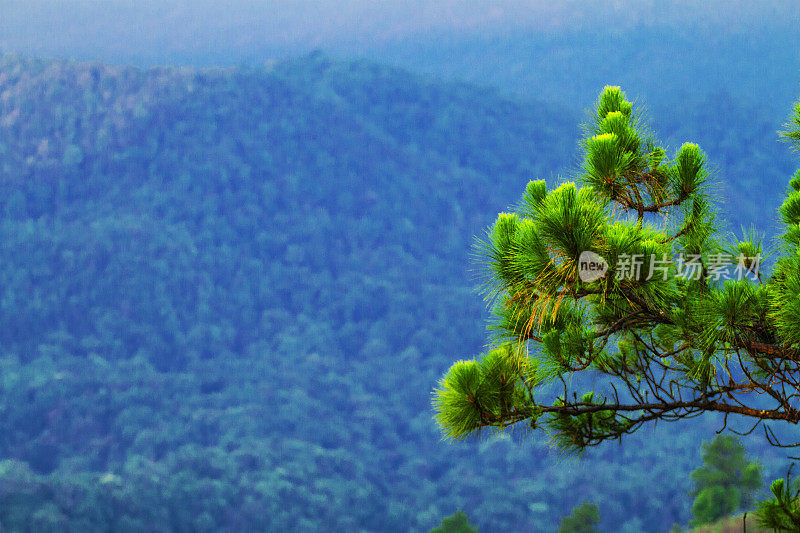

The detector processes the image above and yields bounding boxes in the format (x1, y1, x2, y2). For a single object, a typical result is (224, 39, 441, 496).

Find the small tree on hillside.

(430, 510, 478, 533)
(433, 86, 800, 520)
(558, 502, 600, 533)
(690, 435, 761, 526)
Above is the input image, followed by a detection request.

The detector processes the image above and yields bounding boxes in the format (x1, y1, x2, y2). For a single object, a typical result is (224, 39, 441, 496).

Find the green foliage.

(546, 392, 631, 455)
(435, 85, 725, 450)
(433, 343, 533, 440)
(783, 101, 800, 145)
(689, 435, 762, 526)
(595, 86, 632, 120)
(434, 85, 800, 527)
(430, 510, 478, 533)
(755, 469, 800, 531)
(558, 502, 600, 533)
(673, 143, 708, 200)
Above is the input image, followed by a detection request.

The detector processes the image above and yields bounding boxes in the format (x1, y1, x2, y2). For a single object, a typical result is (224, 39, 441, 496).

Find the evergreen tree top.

(434, 86, 800, 454)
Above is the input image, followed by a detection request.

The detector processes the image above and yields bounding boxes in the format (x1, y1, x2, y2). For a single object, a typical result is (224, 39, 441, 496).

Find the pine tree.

(689, 435, 761, 526)
(433, 86, 800, 520)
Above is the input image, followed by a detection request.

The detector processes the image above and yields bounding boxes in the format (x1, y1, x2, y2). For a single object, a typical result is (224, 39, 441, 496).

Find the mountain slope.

(0, 53, 794, 531)
(0, 53, 581, 531)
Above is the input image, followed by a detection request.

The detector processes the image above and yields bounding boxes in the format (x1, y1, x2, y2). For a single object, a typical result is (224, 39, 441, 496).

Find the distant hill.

(0, 52, 795, 531)
(0, 52, 579, 531)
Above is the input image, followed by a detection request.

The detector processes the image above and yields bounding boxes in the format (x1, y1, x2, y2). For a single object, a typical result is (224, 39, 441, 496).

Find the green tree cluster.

(558, 502, 600, 533)
(430, 510, 478, 533)
(689, 435, 761, 526)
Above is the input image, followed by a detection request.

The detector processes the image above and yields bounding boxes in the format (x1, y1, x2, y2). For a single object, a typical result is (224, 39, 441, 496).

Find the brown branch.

(744, 340, 800, 361)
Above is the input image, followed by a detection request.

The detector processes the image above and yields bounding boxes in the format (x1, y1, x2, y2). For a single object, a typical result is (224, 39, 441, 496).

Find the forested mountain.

(0, 52, 795, 531)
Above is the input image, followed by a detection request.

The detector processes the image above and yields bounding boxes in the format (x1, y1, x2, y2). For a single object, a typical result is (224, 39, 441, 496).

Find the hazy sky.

(3, 1, 800, 65)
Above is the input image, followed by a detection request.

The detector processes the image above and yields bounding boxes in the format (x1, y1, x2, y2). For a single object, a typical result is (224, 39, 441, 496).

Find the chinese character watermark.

(577, 252, 761, 282)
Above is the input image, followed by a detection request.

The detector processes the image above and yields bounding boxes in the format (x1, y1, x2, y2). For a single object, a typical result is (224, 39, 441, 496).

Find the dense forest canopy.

(0, 50, 796, 531)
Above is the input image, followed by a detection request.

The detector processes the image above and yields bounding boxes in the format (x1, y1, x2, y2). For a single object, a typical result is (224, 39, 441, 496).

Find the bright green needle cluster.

(756, 474, 800, 530)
